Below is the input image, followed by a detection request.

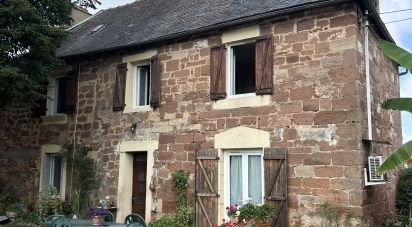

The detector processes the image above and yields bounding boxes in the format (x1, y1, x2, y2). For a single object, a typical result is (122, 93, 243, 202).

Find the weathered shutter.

(150, 55, 160, 108)
(264, 148, 288, 227)
(255, 35, 274, 95)
(113, 63, 127, 111)
(65, 71, 78, 114)
(31, 90, 47, 118)
(210, 44, 226, 100)
(196, 149, 219, 227)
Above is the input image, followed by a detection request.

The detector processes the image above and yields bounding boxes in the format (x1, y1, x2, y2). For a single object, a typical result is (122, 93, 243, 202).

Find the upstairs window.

(228, 42, 256, 96)
(54, 78, 67, 114)
(134, 65, 150, 107)
(210, 35, 274, 100)
(47, 72, 77, 116)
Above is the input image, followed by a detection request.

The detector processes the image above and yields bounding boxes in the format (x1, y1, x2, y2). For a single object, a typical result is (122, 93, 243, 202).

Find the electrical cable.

(380, 8, 412, 14)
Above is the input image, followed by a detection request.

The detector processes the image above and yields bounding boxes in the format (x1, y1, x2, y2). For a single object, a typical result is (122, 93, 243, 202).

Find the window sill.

(213, 95, 271, 109)
(123, 106, 152, 113)
(41, 114, 67, 125)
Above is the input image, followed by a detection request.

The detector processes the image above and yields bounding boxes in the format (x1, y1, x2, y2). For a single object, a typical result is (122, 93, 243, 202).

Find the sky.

(88, 0, 412, 143)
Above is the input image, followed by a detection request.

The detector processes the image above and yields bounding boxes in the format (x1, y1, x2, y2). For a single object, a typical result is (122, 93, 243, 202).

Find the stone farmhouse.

(0, 0, 402, 226)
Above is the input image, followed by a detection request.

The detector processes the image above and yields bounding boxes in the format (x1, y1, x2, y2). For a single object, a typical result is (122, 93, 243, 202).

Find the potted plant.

(86, 207, 109, 225)
(226, 205, 241, 224)
(216, 203, 275, 227)
(5, 203, 20, 220)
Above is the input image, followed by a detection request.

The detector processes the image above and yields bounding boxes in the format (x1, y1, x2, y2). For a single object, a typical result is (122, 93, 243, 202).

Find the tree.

(0, 0, 100, 110)
(376, 40, 412, 173)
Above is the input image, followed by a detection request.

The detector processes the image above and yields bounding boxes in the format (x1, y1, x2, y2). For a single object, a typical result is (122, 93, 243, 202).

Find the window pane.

(248, 155, 262, 204)
(43, 155, 51, 189)
(56, 79, 67, 113)
(233, 43, 255, 95)
(53, 157, 62, 193)
(230, 156, 242, 206)
(139, 68, 148, 105)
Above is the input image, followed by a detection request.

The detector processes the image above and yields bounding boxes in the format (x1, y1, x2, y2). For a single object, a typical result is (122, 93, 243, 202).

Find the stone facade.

(0, 2, 400, 226)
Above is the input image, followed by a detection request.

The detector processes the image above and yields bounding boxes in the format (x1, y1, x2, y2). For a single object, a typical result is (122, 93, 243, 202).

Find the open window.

(114, 52, 160, 112)
(46, 71, 77, 116)
(133, 65, 150, 107)
(210, 35, 274, 101)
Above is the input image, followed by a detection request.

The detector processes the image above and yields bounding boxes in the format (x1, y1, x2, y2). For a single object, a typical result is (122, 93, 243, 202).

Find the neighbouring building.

(0, 0, 402, 226)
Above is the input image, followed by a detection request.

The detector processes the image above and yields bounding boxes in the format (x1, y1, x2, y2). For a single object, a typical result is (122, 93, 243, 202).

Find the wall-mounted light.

(130, 123, 137, 133)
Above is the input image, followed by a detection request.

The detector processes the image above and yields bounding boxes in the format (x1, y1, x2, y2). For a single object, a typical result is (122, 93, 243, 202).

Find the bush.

(395, 167, 412, 225)
(149, 206, 194, 227)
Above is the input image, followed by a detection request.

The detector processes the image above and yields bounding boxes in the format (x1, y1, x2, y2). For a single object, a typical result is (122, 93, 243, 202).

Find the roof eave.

(58, 0, 357, 59)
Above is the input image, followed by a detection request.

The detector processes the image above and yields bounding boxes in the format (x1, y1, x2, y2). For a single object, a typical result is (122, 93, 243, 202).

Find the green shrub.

(149, 206, 194, 227)
(395, 167, 412, 225)
(38, 186, 63, 222)
(319, 202, 337, 227)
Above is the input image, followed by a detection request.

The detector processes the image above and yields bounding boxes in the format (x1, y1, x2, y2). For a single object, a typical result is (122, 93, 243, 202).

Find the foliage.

(38, 186, 63, 222)
(395, 167, 412, 226)
(71, 190, 81, 217)
(0, 0, 71, 109)
(378, 40, 412, 71)
(59, 143, 97, 215)
(85, 207, 109, 218)
(149, 206, 194, 227)
(98, 195, 114, 208)
(376, 39, 412, 173)
(0, 193, 17, 212)
(149, 170, 194, 227)
(72, 0, 101, 9)
(226, 205, 241, 217)
(319, 202, 337, 227)
(217, 203, 274, 227)
(172, 170, 188, 208)
(343, 209, 353, 227)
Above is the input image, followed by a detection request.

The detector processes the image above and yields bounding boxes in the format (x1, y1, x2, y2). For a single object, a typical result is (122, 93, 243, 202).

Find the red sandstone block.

(314, 165, 344, 177)
(330, 14, 356, 28)
(175, 133, 194, 144)
(280, 102, 302, 114)
(302, 178, 330, 189)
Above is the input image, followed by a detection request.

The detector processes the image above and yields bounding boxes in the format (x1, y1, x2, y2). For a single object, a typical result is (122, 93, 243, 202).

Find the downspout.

(365, 10, 372, 141)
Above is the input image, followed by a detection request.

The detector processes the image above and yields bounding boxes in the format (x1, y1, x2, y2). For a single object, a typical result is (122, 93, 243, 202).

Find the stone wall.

(0, 2, 401, 226)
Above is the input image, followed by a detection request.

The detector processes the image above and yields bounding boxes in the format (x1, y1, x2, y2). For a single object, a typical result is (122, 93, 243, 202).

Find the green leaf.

(377, 140, 412, 174)
(383, 98, 412, 114)
(378, 39, 412, 71)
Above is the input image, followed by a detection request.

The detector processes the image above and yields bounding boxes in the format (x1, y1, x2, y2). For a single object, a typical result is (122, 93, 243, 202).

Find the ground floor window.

(225, 150, 264, 207)
(42, 153, 62, 193)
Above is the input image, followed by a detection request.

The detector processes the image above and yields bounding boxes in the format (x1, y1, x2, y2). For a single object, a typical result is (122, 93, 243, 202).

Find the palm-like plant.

(376, 40, 412, 173)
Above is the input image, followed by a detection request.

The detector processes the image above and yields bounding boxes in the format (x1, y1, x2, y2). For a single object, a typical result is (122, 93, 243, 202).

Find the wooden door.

(195, 149, 219, 227)
(264, 148, 288, 227)
(132, 152, 147, 218)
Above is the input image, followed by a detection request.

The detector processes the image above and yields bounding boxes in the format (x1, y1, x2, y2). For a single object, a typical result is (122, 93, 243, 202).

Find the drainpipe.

(365, 10, 372, 141)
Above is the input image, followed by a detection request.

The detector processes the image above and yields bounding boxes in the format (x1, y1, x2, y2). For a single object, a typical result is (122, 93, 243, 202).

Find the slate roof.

(56, 0, 389, 58)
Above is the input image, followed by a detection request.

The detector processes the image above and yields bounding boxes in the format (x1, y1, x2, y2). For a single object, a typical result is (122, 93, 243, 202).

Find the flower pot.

(91, 215, 104, 225)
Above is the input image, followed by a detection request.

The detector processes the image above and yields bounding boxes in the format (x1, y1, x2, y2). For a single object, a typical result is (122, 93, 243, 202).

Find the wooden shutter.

(31, 90, 47, 118)
(255, 35, 274, 95)
(210, 44, 226, 100)
(196, 149, 219, 227)
(113, 63, 127, 111)
(150, 55, 160, 108)
(65, 70, 78, 114)
(264, 148, 288, 227)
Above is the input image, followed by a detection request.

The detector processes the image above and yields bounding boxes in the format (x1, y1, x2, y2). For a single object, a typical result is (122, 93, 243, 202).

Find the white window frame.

(224, 149, 264, 212)
(133, 64, 150, 108)
(41, 153, 63, 194)
(226, 40, 257, 98)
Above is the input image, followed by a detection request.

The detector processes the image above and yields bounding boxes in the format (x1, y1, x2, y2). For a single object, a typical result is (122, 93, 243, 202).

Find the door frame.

(117, 140, 157, 223)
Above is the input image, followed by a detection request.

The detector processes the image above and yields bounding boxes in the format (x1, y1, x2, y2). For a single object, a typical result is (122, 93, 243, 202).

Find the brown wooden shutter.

(196, 149, 219, 227)
(65, 70, 78, 114)
(113, 63, 127, 111)
(31, 89, 47, 118)
(210, 44, 226, 100)
(264, 148, 288, 227)
(255, 35, 274, 95)
(150, 55, 160, 108)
